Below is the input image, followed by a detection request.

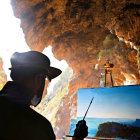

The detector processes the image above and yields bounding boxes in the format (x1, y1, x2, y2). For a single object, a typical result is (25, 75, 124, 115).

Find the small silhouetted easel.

(104, 59, 114, 87)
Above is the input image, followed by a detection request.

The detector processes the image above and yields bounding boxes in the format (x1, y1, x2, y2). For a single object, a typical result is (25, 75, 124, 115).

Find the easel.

(103, 59, 114, 87)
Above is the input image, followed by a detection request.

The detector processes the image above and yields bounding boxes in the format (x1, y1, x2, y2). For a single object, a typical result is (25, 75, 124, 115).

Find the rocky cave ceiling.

(10, 0, 140, 138)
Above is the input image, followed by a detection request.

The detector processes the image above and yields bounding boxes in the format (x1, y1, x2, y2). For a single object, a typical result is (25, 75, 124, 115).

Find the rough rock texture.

(10, 0, 140, 138)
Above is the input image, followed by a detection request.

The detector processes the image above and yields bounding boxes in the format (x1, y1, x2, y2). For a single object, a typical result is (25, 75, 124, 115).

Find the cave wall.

(10, 0, 140, 138)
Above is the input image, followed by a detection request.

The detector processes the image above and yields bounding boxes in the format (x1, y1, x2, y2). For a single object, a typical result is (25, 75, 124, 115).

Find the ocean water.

(69, 117, 138, 137)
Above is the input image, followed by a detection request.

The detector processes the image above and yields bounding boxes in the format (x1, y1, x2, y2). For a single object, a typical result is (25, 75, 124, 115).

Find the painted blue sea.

(69, 117, 140, 137)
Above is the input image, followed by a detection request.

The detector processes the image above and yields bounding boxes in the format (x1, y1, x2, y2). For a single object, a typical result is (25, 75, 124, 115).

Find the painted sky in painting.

(77, 85, 140, 119)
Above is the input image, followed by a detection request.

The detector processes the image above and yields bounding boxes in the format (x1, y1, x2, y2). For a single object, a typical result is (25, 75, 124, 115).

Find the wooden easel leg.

(104, 69, 107, 87)
(110, 72, 114, 87)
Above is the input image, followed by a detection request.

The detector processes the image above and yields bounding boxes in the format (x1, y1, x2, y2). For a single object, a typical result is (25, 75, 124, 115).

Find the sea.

(69, 117, 140, 137)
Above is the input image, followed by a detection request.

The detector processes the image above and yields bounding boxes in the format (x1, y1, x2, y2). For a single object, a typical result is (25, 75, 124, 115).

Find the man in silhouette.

(0, 51, 88, 140)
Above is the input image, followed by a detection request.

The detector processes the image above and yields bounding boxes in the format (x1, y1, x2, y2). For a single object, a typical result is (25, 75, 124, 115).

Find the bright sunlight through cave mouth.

(0, 0, 69, 92)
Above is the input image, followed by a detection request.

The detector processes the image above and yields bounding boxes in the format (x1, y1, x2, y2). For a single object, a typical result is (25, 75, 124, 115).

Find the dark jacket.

(0, 81, 56, 140)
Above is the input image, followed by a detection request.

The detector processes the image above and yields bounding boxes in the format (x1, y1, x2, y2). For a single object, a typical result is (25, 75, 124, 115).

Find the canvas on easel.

(69, 85, 140, 139)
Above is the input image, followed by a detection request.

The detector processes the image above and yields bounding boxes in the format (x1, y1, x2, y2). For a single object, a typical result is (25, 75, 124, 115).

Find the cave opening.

(0, 0, 30, 82)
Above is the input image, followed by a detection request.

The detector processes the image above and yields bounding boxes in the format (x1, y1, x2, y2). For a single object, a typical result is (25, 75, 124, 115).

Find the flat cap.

(9, 51, 62, 80)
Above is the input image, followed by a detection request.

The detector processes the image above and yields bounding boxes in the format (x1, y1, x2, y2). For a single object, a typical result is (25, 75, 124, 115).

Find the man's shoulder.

(0, 96, 51, 125)
(0, 96, 13, 110)
(0, 96, 56, 140)
(27, 106, 51, 126)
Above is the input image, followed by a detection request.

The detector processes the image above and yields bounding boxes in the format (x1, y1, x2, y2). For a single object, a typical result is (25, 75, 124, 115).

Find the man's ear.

(25, 74, 42, 93)
(34, 74, 43, 85)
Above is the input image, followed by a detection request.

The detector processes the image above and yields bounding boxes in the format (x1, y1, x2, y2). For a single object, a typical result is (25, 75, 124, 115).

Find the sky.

(0, 0, 30, 79)
(0, 1, 68, 86)
(77, 85, 140, 119)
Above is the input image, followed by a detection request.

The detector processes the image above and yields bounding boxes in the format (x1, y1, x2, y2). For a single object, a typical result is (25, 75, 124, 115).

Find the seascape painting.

(69, 85, 140, 139)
